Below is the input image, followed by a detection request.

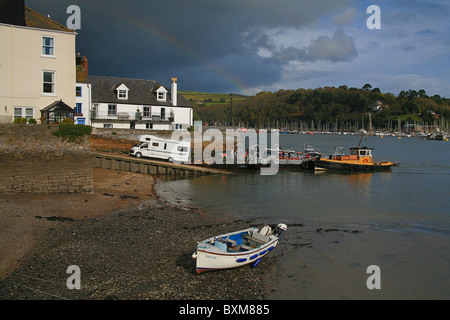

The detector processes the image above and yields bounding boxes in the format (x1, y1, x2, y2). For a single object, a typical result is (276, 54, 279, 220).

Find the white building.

(89, 76, 193, 130)
(75, 54, 91, 125)
(0, 1, 76, 124)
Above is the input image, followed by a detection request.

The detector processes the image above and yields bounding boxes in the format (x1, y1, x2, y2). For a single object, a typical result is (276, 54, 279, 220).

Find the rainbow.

(83, 4, 249, 94)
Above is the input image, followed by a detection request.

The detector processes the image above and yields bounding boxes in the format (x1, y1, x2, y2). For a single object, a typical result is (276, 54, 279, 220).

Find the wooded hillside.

(192, 85, 450, 130)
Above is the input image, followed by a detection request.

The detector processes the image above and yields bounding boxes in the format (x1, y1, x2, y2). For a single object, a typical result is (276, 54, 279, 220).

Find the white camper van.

(129, 135, 191, 163)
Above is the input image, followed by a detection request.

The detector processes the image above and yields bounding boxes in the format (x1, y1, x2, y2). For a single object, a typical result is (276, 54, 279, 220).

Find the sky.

(27, 0, 450, 97)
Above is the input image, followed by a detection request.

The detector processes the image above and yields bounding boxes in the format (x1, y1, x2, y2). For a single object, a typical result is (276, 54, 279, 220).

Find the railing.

(91, 111, 174, 121)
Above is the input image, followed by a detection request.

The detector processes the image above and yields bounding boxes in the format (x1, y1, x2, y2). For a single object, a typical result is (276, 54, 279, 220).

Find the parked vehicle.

(129, 135, 191, 163)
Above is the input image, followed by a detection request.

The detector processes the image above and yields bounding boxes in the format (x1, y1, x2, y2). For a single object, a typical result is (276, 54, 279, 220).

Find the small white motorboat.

(192, 224, 287, 274)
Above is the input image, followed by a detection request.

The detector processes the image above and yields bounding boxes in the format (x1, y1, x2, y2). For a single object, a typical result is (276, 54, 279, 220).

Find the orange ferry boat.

(314, 146, 399, 171)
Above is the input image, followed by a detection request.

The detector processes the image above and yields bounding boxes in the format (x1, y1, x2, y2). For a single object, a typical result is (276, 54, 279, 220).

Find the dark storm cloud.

(25, 0, 450, 97)
(26, 0, 358, 93)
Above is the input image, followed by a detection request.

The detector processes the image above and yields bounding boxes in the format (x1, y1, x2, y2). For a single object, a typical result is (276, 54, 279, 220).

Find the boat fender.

(250, 254, 259, 260)
(192, 252, 197, 259)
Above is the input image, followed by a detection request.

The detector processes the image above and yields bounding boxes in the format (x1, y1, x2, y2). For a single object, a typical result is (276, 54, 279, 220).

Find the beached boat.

(314, 146, 399, 171)
(192, 224, 287, 274)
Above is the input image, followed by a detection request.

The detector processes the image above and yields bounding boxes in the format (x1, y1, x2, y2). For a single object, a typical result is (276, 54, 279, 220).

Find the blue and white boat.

(192, 224, 287, 274)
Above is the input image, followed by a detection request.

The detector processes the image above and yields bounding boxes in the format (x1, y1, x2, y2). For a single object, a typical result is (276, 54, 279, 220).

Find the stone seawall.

(0, 124, 94, 194)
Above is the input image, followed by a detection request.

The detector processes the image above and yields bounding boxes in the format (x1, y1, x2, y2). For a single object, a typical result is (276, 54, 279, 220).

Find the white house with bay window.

(89, 76, 193, 130)
(0, 2, 76, 123)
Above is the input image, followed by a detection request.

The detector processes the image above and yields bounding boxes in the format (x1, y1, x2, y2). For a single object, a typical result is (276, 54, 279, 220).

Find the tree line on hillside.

(194, 85, 450, 131)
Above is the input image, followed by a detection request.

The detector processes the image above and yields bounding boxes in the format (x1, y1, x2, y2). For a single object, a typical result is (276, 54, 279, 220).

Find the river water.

(156, 133, 450, 299)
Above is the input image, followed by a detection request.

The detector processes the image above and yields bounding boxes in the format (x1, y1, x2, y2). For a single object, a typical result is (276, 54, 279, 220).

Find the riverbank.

(0, 168, 269, 300)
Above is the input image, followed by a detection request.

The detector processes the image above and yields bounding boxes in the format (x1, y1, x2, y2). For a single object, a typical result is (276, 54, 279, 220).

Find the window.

(115, 84, 129, 100)
(118, 89, 127, 99)
(43, 71, 55, 94)
(108, 104, 117, 116)
(143, 106, 151, 118)
(42, 37, 55, 56)
(156, 86, 168, 101)
(152, 142, 159, 147)
(76, 86, 82, 97)
(14, 107, 34, 121)
(74, 103, 82, 114)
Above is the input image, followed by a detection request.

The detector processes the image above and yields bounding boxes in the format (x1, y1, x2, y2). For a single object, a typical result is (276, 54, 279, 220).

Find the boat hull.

(195, 239, 279, 274)
(192, 226, 283, 274)
(314, 159, 395, 171)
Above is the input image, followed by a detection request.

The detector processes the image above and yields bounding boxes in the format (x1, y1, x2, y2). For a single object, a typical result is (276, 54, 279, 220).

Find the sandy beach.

(0, 168, 156, 277)
(0, 168, 270, 300)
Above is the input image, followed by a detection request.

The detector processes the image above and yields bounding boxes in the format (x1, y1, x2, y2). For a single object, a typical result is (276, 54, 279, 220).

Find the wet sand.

(0, 168, 269, 300)
(0, 168, 157, 278)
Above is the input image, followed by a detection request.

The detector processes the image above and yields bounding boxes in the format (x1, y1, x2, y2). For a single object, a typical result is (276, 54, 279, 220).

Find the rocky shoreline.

(0, 169, 274, 300)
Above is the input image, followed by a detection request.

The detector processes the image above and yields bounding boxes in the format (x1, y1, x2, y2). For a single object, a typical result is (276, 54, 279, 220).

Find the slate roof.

(89, 76, 191, 108)
(25, 7, 75, 33)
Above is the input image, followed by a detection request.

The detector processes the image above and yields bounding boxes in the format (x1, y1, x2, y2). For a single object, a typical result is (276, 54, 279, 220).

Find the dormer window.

(118, 89, 127, 99)
(156, 86, 168, 102)
(114, 83, 129, 100)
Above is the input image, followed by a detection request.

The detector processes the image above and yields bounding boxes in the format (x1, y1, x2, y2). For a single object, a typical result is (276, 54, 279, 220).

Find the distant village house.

(1, 0, 193, 130)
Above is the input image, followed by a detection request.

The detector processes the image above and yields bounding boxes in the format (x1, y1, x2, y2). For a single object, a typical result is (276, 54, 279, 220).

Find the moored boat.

(192, 224, 287, 274)
(314, 146, 399, 171)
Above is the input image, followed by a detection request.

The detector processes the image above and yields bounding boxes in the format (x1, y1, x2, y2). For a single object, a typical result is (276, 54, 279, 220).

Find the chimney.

(76, 53, 82, 66)
(81, 55, 88, 76)
(171, 77, 177, 106)
(0, 0, 26, 26)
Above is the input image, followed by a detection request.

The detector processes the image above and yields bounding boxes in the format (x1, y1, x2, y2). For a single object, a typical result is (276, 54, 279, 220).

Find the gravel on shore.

(0, 170, 274, 300)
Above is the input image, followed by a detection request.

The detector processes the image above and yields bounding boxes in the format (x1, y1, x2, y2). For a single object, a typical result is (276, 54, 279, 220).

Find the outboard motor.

(273, 223, 287, 237)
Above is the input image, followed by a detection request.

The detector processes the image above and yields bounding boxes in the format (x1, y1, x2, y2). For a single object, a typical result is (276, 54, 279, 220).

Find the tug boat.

(314, 146, 398, 171)
(192, 224, 287, 274)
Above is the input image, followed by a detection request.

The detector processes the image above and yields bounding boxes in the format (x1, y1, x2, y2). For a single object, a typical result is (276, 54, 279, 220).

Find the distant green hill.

(179, 91, 249, 107)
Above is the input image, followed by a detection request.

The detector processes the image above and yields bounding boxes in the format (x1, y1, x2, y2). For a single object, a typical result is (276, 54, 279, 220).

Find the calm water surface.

(157, 134, 450, 299)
